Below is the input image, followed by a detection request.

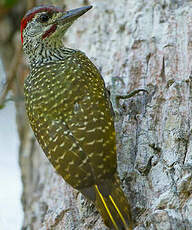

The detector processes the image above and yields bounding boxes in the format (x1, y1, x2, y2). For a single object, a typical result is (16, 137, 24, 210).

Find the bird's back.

(24, 50, 117, 189)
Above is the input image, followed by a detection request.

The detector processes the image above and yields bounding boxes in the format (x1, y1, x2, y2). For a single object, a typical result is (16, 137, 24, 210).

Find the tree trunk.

(17, 0, 192, 229)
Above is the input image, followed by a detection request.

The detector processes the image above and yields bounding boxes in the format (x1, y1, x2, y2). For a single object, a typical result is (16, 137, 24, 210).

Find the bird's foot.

(115, 89, 148, 108)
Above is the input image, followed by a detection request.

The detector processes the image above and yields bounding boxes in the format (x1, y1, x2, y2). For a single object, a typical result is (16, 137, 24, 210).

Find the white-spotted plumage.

(22, 5, 133, 230)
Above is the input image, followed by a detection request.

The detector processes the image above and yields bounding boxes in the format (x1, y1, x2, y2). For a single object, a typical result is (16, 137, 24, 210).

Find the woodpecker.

(21, 5, 133, 230)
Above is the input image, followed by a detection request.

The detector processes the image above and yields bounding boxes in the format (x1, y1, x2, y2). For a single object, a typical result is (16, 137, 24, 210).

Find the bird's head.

(21, 5, 92, 63)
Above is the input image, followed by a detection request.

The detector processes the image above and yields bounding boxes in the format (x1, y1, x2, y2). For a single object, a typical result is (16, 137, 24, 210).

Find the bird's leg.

(115, 89, 148, 108)
(110, 76, 148, 115)
(110, 88, 148, 118)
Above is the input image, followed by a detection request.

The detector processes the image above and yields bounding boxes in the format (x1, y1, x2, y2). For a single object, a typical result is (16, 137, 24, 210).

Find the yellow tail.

(94, 175, 133, 230)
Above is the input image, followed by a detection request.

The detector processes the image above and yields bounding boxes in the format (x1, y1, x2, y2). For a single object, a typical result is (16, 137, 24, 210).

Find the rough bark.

(2, 0, 192, 229)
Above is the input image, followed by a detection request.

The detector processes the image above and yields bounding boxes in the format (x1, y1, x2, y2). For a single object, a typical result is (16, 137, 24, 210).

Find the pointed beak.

(56, 5, 92, 24)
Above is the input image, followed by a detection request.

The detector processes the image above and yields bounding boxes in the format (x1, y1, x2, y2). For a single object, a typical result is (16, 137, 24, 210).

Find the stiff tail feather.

(80, 174, 133, 230)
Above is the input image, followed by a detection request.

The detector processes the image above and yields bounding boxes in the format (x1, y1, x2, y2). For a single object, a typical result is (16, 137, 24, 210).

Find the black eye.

(39, 13, 49, 23)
